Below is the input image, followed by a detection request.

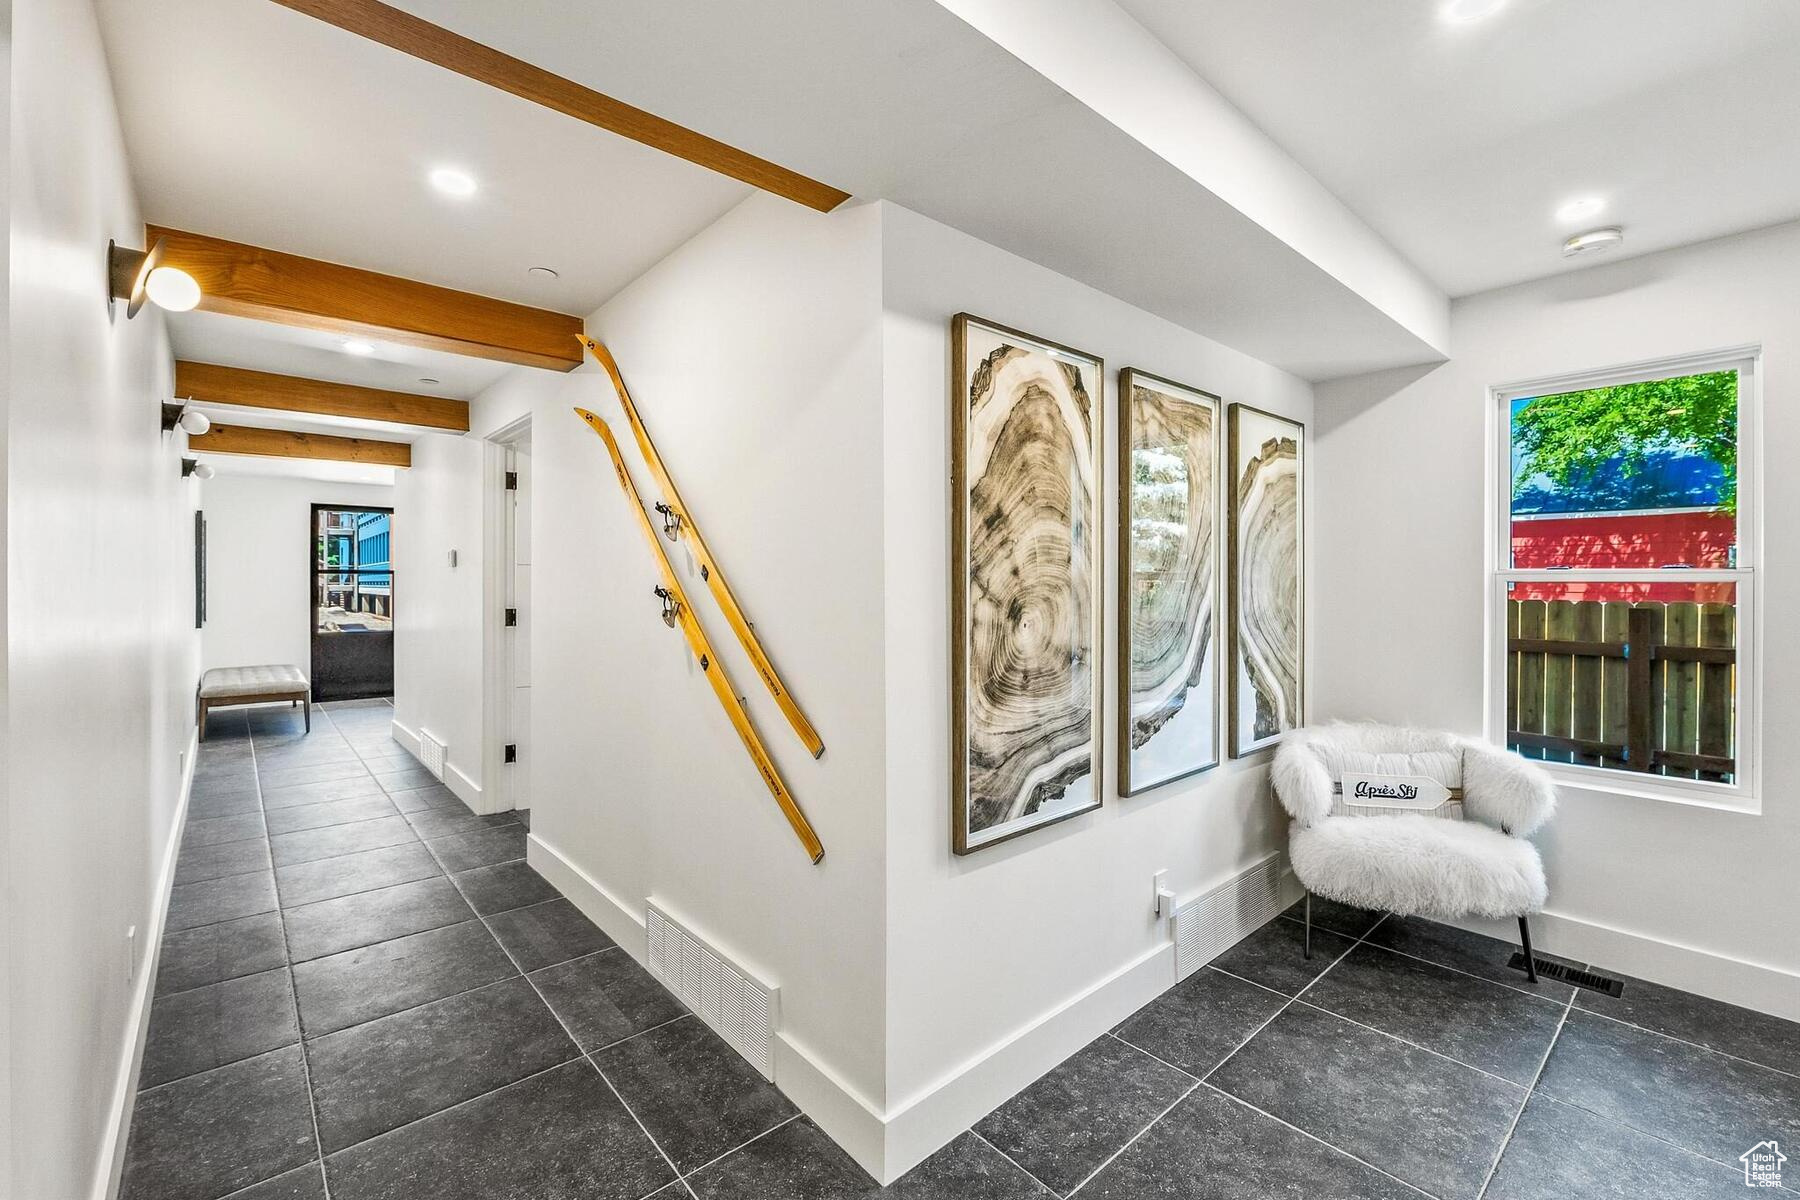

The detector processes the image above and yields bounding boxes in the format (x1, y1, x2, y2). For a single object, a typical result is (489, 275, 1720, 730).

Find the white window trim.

(1484, 345, 1763, 812)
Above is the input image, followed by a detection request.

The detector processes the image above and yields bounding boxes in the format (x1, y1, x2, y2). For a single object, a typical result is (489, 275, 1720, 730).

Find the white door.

(505, 442, 532, 810)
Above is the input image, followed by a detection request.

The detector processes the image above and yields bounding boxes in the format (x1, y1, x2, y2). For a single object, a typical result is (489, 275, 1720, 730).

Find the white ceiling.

(1115, 0, 1800, 297)
(101, 0, 1796, 397)
(367, 0, 1447, 379)
(169, 310, 509, 402)
(98, 0, 750, 317)
(201, 454, 397, 488)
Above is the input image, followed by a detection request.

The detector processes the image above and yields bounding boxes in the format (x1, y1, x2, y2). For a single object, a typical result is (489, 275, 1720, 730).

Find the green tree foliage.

(1512, 370, 1738, 511)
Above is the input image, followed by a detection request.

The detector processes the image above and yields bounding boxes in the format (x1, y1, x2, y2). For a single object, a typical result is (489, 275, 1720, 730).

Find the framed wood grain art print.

(1227, 403, 1304, 757)
(1118, 369, 1221, 794)
(951, 313, 1104, 854)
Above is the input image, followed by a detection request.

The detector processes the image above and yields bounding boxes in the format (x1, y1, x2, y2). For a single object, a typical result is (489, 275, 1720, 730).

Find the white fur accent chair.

(1272, 723, 1556, 978)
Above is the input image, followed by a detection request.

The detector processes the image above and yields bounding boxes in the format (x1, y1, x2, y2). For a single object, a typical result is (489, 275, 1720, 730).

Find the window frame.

(1485, 345, 1762, 811)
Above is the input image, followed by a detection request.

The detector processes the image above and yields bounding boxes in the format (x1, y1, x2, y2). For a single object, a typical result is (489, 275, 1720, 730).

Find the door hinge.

(504, 743, 517, 764)
(504, 608, 517, 627)
(504, 470, 518, 491)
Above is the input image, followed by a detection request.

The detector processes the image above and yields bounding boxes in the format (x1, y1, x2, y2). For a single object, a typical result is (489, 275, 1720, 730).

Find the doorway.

(310, 503, 395, 701)
(489, 423, 532, 811)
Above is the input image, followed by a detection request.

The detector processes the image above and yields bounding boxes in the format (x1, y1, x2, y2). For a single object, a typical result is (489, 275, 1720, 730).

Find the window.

(1490, 350, 1758, 805)
(314, 506, 394, 634)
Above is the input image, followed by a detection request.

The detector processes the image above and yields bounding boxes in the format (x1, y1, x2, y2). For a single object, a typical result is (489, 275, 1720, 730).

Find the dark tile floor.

(125, 707, 1800, 1198)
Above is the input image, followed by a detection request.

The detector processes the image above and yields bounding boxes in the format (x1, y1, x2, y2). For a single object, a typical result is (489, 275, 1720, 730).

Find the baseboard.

(525, 832, 646, 957)
(527, 833, 1308, 1185)
(879, 939, 1173, 1182)
(91, 724, 198, 1200)
(526, 832, 893, 1179)
(389, 717, 484, 812)
(443, 761, 484, 812)
(1450, 907, 1800, 1022)
(389, 717, 422, 758)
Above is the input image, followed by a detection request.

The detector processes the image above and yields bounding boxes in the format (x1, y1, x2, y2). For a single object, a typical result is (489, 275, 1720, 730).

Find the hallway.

(125, 701, 820, 1200)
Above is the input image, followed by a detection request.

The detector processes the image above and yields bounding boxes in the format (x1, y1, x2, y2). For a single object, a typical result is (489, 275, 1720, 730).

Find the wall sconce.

(108, 237, 201, 318)
(162, 401, 211, 436)
(181, 457, 215, 481)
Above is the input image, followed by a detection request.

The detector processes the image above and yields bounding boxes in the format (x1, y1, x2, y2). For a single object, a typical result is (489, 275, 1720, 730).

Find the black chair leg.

(1518, 915, 1539, 982)
(1303, 892, 1313, 961)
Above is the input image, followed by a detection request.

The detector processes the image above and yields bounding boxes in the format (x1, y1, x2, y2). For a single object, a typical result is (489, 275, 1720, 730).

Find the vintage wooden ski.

(574, 406, 824, 864)
(578, 336, 825, 759)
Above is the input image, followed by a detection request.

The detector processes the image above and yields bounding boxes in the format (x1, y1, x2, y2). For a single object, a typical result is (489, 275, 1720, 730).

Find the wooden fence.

(1506, 599, 1736, 781)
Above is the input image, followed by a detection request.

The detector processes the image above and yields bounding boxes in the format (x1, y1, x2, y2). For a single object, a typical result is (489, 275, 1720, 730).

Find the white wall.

(392, 435, 485, 799)
(6, 0, 201, 1194)
(201, 473, 394, 674)
(877, 204, 1314, 1170)
(420, 193, 893, 1130)
(1312, 220, 1800, 1017)
(395, 194, 1319, 1180)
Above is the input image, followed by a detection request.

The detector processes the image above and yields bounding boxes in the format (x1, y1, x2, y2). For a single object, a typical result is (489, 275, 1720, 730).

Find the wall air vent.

(645, 900, 779, 1080)
(416, 730, 447, 780)
(1171, 853, 1285, 981)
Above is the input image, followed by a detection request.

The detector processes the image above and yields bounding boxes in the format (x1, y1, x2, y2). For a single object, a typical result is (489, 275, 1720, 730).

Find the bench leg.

(198, 698, 208, 743)
(304, 693, 311, 734)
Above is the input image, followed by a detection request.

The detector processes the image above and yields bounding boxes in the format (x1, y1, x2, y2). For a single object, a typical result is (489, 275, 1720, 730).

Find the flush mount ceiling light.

(181, 457, 215, 480)
(1556, 196, 1606, 223)
(161, 401, 211, 436)
(1562, 226, 1625, 258)
(428, 166, 478, 198)
(342, 339, 376, 356)
(418, 377, 441, 386)
(1440, 0, 1506, 22)
(108, 237, 202, 318)
(526, 265, 560, 279)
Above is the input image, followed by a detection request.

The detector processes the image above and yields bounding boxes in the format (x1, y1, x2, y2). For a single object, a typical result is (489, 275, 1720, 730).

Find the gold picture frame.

(1118, 368, 1222, 795)
(950, 313, 1105, 854)
(1227, 403, 1305, 757)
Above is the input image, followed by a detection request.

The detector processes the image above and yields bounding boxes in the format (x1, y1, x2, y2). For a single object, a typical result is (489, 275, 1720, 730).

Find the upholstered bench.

(198, 665, 310, 740)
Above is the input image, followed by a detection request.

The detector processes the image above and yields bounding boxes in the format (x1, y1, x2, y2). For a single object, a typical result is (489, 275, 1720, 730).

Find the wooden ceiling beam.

(145, 225, 585, 371)
(269, 0, 850, 213)
(177, 361, 470, 433)
(191, 424, 412, 468)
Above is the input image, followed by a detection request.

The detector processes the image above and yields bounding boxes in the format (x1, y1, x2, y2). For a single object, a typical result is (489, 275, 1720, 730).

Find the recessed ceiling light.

(1562, 227, 1625, 258)
(1440, 0, 1505, 22)
(1556, 196, 1606, 223)
(418, 377, 440, 386)
(428, 167, 478, 198)
(342, 339, 376, 356)
(526, 266, 560, 279)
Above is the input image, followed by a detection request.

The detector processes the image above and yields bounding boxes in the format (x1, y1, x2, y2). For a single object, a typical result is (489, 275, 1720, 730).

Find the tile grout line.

(1065, 1079, 1199, 1197)
(310, 1054, 589, 1162)
(1330, 929, 1576, 1006)
(413, 823, 703, 1197)
(249, 719, 336, 1200)
(674, 1111, 803, 1186)
(1198, 911, 1376, 1086)
(969, 1129, 1064, 1199)
(1567, 1005, 1800, 1082)
(1282, 996, 1533, 1091)
(1520, 1087, 1800, 1192)
(1291, 917, 1800, 1082)
(1201, 1082, 1445, 1200)
(1473, 988, 1574, 1200)
(1102, 1031, 1201, 1086)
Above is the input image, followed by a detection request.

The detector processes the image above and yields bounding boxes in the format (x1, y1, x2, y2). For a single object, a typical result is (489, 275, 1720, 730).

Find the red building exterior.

(1510, 507, 1735, 601)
